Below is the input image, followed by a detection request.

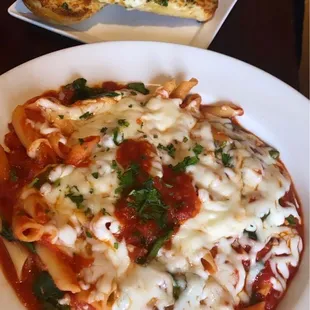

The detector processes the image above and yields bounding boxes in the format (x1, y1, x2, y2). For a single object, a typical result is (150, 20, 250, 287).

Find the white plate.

(8, 0, 237, 48)
(0, 42, 308, 309)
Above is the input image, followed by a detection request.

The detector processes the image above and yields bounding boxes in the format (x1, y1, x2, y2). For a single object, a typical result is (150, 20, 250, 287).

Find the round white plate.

(0, 41, 308, 310)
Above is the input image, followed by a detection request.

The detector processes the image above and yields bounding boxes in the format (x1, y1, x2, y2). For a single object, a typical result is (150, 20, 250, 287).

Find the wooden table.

(0, 0, 301, 90)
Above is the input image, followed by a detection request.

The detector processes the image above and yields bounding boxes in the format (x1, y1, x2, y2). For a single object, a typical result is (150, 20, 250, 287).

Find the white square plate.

(8, 0, 237, 48)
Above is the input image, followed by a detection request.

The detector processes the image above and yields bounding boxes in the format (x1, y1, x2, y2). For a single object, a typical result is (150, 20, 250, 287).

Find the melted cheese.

(23, 89, 303, 309)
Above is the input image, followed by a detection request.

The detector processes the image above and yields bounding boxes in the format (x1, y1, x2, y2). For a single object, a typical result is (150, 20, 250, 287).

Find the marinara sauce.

(114, 139, 200, 262)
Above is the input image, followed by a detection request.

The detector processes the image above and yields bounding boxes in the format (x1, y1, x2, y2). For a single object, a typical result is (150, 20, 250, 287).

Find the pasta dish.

(0, 78, 303, 310)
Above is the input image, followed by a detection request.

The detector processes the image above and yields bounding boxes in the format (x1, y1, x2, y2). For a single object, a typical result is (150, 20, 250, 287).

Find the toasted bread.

(101, 0, 218, 22)
(23, 0, 105, 25)
(23, 0, 217, 24)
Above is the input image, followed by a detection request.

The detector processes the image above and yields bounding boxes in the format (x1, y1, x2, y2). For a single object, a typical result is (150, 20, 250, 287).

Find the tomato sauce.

(0, 240, 41, 309)
(114, 139, 200, 262)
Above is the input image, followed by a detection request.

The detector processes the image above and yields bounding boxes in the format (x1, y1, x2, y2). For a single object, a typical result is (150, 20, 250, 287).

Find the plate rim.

(0, 41, 308, 310)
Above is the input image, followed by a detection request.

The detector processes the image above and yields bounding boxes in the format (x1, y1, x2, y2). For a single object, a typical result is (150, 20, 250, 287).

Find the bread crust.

(23, 0, 217, 24)
(23, 0, 105, 25)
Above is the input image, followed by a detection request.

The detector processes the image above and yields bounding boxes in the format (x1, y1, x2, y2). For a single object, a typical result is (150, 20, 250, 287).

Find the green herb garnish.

(244, 229, 258, 241)
(100, 127, 108, 134)
(221, 152, 233, 167)
(269, 149, 280, 160)
(9, 169, 18, 182)
(78, 138, 84, 144)
(173, 156, 199, 172)
(65, 187, 84, 209)
(128, 180, 168, 224)
(65, 78, 119, 104)
(157, 143, 176, 158)
(114, 242, 119, 249)
(58, 115, 64, 119)
(261, 211, 270, 221)
(127, 82, 150, 95)
(193, 144, 203, 156)
(112, 127, 124, 146)
(33, 271, 66, 310)
(147, 230, 173, 261)
(61, 2, 69, 10)
(86, 231, 92, 238)
(101, 208, 111, 216)
(79, 111, 93, 120)
(30, 177, 40, 188)
(286, 215, 296, 226)
(92, 172, 99, 179)
(183, 137, 188, 143)
(118, 119, 130, 127)
(115, 163, 140, 194)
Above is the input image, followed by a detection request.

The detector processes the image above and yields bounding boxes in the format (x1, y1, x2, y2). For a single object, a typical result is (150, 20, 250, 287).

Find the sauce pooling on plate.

(0, 77, 303, 310)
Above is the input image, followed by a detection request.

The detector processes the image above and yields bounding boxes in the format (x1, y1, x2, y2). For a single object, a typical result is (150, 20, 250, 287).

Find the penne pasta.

(1, 237, 30, 282)
(47, 132, 69, 158)
(36, 243, 81, 293)
(0, 77, 304, 310)
(0, 145, 10, 182)
(200, 102, 244, 118)
(12, 105, 41, 148)
(23, 194, 51, 225)
(211, 125, 232, 142)
(12, 214, 44, 242)
(201, 251, 218, 274)
(170, 78, 198, 100)
(180, 93, 202, 117)
(65, 135, 100, 166)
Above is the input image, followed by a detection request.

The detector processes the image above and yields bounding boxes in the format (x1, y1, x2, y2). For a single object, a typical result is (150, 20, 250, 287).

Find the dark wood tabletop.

(0, 0, 303, 91)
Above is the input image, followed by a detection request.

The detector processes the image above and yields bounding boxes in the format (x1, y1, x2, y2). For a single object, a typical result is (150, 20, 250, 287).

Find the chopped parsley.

(244, 229, 258, 241)
(115, 163, 140, 194)
(173, 156, 199, 172)
(157, 143, 176, 158)
(127, 82, 150, 95)
(286, 215, 296, 226)
(193, 144, 203, 156)
(64, 78, 119, 104)
(9, 169, 18, 182)
(114, 242, 119, 249)
(79, 111, 93, 120)
(65, 187, 84, 209)
(173, 283, 181, 300)
(54, 179, 61, 187)
(33, 271, 67, 310)
(128, 104, 133, 108)
(61, 2, 69, 10)
(153, 134, 158, 139)
(0, 220, 16, 241)
(92, 172, 99, 179)
(101, 208, 111, 216)
(269, 149, 280, 159)
(221, 152, 233, 167)
(30, 177, 40, 188)
(100, 127, 108, 134)
(183, 137, 188, 143)
(86, 231, 92, 238)
(155, 0, 168, 6)
(128, 180, 168, 224)
(147, 230, 173, 261)
(112, 127, 124, 146)
(58, 115, 64, 119)
(130, 91, 137, 96)
(78, 138, 84, 144)
(261, 211, 270, 221)
(118, 119, 130, 127)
